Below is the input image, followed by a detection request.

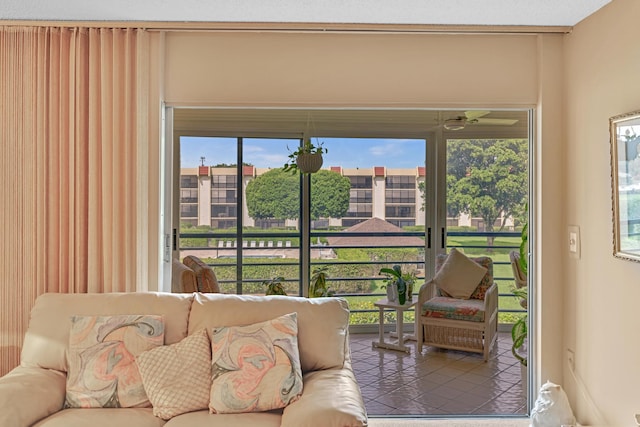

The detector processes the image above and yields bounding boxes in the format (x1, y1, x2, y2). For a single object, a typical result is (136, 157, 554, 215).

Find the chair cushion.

(433, 248, 487, 299)
(183, 255, 221, 293)
(421, 296, 486, 323)
(436, 252, 493, 300)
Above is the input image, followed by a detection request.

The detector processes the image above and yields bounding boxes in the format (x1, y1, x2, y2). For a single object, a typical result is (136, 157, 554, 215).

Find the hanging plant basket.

(296, 152, 323, 174)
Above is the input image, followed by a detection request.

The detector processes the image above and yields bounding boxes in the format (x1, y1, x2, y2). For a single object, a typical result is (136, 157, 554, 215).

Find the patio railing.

(178, 229, 526, 326)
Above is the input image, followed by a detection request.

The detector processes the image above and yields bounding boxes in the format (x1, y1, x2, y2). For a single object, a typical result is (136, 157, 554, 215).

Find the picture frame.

(610, 110, 640, 262)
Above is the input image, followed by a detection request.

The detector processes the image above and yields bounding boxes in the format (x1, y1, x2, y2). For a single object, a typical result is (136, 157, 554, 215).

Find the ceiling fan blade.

(464, 110, 490, 120)
(474, 118, 519, 126)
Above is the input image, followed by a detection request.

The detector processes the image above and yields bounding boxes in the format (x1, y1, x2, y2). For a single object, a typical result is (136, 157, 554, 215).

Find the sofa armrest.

(282, 367, 368, 427)
(0, 366, 66, 427)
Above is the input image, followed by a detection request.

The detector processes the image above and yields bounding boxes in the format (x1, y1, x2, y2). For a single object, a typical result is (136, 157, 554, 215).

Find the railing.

(178, 229, 526, 325)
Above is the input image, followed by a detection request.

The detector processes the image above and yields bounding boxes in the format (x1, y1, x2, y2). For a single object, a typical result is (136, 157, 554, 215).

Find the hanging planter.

(296, 152, 323, 174)
(283, 139, 327, 174)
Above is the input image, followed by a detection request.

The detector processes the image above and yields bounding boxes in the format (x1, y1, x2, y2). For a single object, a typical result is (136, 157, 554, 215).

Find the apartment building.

(179, 165, 427, 229)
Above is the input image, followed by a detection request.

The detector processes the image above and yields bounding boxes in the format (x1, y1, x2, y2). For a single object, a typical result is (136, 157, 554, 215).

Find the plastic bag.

(531, 381, 576, 427)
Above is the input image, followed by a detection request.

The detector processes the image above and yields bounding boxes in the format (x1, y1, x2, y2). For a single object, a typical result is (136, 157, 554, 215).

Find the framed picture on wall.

(610, 110, 640, 262)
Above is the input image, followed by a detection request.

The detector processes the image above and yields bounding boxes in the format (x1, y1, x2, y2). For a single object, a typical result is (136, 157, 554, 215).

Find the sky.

(180, 137, 426, 169)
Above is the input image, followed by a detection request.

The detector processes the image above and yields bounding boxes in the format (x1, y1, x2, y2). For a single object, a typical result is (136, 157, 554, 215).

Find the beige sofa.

(0, 292, 368, 427)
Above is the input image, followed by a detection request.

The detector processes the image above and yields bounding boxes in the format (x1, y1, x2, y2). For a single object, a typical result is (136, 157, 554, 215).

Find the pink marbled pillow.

(209, 312, 303, 414)
(65, 314, 164, 408)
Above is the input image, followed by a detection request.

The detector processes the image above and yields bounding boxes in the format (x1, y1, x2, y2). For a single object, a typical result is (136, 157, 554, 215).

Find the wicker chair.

(416, 253, 498, 361)
(509, 250, 527, 308)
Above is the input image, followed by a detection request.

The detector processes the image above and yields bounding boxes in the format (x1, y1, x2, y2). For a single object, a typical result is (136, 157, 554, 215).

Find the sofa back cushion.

(21, 292, 194, 372)
(188, 293, 349, 373)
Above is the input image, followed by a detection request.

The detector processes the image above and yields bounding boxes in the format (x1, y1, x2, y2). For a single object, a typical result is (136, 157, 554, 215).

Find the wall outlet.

(567, 348, 575, 371)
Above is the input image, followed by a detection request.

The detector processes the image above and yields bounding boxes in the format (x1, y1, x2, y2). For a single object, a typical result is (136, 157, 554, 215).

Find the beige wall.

(564, 0, 640, 425)
(164, 32, 539, 107)
(162, 28, 566, 401)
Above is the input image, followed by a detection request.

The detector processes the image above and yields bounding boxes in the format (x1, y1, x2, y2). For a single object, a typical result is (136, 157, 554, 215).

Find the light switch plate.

(568, 225, 580, 259)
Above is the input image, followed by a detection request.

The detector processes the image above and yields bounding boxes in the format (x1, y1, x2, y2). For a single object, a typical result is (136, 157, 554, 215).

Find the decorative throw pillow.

(433, 248, 488, 299)
(209, 312, 303, 414)
(136, 329, 212, 420)
(65, 314, 164, 408)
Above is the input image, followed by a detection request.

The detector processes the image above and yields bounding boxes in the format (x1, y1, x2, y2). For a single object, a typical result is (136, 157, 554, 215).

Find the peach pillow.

(433, 248, 488, 299)
(209, 312, 303, 414)
(136, 329, 212, 420)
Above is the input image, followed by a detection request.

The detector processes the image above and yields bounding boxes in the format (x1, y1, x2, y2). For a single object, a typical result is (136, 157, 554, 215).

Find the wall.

(564, 0, 640, 425)
(162, 30, 566, 390)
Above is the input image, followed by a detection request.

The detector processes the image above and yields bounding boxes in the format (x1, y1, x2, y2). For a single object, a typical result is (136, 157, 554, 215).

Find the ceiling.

(1, 0, 610, 28)
(173, 108, 529, 140)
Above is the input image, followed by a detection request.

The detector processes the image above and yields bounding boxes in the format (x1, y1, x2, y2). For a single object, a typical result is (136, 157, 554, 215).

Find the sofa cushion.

(31, 408, 166, 427)
(209, 313, 303, 414)
(137, 329, 212, 420)
(162, 410, 282, 427)
(65, 314, 164, 408)
(433, 248, 488, 299)
(21, 292, 193, 372)
(188, 293, 349, 373)
(182, 255, 220, 293)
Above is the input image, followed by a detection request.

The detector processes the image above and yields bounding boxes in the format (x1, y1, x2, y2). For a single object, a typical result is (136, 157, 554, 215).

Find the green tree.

(447, 139, 528, 246)
(245, 168, 350, 223)
(310, 170, 351, 220)
(245, 168, 300, 220)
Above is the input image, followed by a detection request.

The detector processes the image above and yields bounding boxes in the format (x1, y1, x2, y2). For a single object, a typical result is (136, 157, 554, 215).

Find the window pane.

(310, 137, 426, 323)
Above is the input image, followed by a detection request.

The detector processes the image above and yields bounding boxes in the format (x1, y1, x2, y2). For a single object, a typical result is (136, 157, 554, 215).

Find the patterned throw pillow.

(65, 314, 164, 408)
(209, 312, 303, 414)
(137, 329, 212, 420)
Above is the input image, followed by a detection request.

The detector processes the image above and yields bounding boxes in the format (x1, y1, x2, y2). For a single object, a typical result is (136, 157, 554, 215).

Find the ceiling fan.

(443, 111, 518, 131)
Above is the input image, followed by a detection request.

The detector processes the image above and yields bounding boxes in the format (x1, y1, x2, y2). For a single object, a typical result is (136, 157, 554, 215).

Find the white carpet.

(367, 418, 531, 427)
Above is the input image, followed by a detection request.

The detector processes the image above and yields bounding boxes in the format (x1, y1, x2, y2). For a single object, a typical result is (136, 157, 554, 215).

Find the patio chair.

(416, 248, 498, 361)
(171, 258, 198, 293)
(510, 250, 527, 308)
(182, 255, 221, 293)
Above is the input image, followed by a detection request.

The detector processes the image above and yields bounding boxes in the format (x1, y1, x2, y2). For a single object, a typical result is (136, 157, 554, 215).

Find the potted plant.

(512, 212, 529, 390)
(309, 265, 334, 297)
(379, 265, 415, 305)
(511, 286, 528, 366)
(283, 139, 327, 174)
(263, 277, 287, 296)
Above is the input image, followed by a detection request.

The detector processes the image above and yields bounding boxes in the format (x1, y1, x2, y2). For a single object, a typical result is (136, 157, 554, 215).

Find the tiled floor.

(349, 332, 527, 417)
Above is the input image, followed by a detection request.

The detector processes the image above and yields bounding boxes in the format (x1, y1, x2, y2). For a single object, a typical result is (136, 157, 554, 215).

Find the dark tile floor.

(349, 332, 527, 416)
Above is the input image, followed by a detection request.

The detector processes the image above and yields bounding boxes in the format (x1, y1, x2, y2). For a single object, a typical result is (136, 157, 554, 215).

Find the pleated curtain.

(0, 26, 151, 375)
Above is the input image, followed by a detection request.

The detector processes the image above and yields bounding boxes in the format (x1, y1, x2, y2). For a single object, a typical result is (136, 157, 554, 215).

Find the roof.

(326, 217, 425, 248)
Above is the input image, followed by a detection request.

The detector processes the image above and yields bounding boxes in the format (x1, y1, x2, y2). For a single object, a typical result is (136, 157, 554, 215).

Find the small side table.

(372, 296, 418, 353)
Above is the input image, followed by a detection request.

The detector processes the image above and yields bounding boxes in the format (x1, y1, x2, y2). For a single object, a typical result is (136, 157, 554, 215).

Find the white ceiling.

(0, 0, 611, 27)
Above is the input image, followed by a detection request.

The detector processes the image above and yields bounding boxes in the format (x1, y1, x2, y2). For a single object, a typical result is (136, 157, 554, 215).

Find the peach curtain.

(0, 26, 152, 375)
